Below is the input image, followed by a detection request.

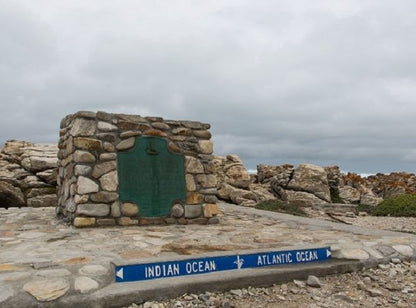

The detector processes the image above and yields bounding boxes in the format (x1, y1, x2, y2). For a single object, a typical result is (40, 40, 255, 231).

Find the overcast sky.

(1, 0, 415, 174)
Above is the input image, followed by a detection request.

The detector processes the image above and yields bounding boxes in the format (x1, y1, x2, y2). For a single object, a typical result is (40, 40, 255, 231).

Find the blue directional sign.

(115, 246, 331, 283)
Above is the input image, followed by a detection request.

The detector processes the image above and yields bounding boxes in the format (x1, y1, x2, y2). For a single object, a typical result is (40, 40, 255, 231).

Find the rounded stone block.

(172, 127, 192, 135)
(73, 137, 102, 151)
(90, 191, 118, 203)
(74, 194, 89, 204)
(193, 130, 212, 139)
(186, 192, 204, 204)
(73, 217, 95, 228)
(152, 122, 171, 130)
(100, 153, 117, 161)
(121, 202, 139, 216)
(198, 140, 214, 154)
(76, 203, 110, 217)
(171, 204, 185, 218)
(184, 204, 203, 218)
(120, 131, 142, 139)
(185, 156, 204, 174)
(185, 174, 196, 191)
(204, 195, 218, 203)
(143, 129, 168, 137)
(117, 217, 139, 226)
(168, 142, 181, 153)
(203, 203, 219, 218)
(99, 171, 118, 192)
(116, 137, 135, 151)
(97, 121, 118, 132)
(111, 201, 121, 218)
(70, 118, 96, 137)
(196, 174, 217, 188)
(74, 165, 92, 176)
(73, 150, 96, 163)
(77, 176, 99, 194)
(92, 161, 117, 179)
(103, 142, 115, 152)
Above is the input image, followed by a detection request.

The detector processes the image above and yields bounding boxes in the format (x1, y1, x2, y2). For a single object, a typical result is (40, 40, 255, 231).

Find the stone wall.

(57, 111, 219, 227)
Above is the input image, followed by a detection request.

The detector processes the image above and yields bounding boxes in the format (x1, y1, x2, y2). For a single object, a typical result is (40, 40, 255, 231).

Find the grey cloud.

(1, 0, 416, 174)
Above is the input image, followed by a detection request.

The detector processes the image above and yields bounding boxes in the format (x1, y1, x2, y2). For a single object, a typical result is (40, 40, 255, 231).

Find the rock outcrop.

(0, 140, 58, 208)
(267, 164, 333, 207)
(213, 157, 415, 208)
(2, 140, 415, 211)
(213, 155, 275, 206)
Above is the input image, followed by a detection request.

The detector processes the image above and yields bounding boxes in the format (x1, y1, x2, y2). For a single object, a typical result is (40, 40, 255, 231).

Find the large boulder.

(0, 181, 25, 207)
(279, 190, 326, 207)
(217, 183, 257, 206)
(0, 140, 58, 208)
(213, 154, 252, 200)
(221, 155, 251, 189)
(258, 164, 294, 186)
(248, 183, 276, 203)
(286, 164, 331, 202)
(339, 186, 361, 203)
(257, 164, 294, 184)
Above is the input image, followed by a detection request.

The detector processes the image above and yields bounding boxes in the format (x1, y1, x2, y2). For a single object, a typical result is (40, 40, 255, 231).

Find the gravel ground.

(125, 214, 416, 308)
(127, 259, 416, 307)
(304, 207, 416, 235)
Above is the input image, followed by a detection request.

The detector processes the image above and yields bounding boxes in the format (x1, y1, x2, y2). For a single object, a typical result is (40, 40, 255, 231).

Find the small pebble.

(306, 275, 322, 288)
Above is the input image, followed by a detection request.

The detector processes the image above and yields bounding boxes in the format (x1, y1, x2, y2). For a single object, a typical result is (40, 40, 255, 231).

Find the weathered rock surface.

(213, 155, 251, 189)
(0, 140, 58, 208)
(23, 278, 69, 301)
(286, 164, 331, 203)
(339, 186, 361, 203)
(279, 190, 327, 207)
(2, 139, 416, 211)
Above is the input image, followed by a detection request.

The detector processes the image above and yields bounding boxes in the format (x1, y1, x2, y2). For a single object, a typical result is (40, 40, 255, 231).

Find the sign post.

(115, 247, 331, 283)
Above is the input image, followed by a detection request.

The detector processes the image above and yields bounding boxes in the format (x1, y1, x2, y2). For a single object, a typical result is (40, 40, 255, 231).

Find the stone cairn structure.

(56, 111, 219, 227)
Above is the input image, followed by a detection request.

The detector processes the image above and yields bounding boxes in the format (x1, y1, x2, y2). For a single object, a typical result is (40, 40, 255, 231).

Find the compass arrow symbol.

(116, 267, 124, 280)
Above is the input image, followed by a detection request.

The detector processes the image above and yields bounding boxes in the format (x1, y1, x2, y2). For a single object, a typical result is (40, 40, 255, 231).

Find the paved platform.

(1, 203, 415, 307)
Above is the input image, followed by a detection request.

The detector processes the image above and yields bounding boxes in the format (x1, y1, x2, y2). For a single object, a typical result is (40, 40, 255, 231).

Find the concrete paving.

(0, 203, 415, 307)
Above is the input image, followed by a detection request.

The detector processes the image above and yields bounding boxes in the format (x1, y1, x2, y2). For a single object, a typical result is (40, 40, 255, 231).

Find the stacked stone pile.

(0, 140, 58, 208)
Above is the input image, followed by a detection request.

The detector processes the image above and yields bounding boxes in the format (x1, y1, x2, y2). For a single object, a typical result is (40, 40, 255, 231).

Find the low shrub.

(355, 203, 375, 215)
(255, 199, 307, 217)
(373, 194, 416, 217)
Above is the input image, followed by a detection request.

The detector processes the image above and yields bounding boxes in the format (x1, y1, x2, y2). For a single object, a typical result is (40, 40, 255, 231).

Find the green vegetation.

(373, 194, 416, 217)
(355, 203, 375, 215)
(255, 199, 307, 217)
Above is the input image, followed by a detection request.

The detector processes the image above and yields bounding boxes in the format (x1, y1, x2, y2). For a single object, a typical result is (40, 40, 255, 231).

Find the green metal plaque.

(117, 137, 186, 217)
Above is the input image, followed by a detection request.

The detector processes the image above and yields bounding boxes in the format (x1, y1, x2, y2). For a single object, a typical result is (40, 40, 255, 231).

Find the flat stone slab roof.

(1, 203, 415, 307)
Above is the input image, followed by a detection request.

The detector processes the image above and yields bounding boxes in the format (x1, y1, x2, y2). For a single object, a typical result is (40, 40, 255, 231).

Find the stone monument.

(56, 111, 219, 227)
